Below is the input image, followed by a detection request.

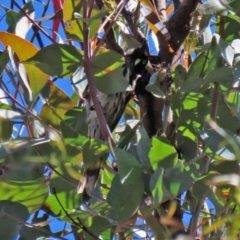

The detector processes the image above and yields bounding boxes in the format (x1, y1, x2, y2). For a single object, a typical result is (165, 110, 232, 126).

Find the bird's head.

(122, 42, 149, 86)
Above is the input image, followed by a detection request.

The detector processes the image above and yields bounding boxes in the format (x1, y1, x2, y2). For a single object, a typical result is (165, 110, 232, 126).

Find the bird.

(78, 42, 149, 201)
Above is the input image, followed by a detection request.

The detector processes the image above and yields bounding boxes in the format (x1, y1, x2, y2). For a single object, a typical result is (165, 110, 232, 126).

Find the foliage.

(0, 0, 240, 239)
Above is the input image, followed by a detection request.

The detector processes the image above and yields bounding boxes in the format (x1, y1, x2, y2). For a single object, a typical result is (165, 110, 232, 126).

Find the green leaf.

(49, 162, 83, 214)
(0, 50, 10, 76)
(113, 147, 143, 185)
(61, 107, 88, 138)
(209, 160, 239, 175)
(148, 136, 178, 170)
(199, 122, 240, 161)
(225, 91, 240, 120)
(116, 120, 140, 149)
(61, 201, 111, 223)
(164, 162, 194, 197)
(176, 134, 198, 163)
(145, 71, 165, 98)
(74, 8, 109, 22)
(63, 0, 102, 41)
(23, 44, 83, 77)
(40, 83, 73, 128)
(83, 139, 108, 168)
(221, 0, 240, 16)
(0, 171, 48, 213)
(150, 163, 194, 205)
(192, 172, 219, 199)
(212, 34, 234, 66)
(180, 52, 205, 92)
(150, 167, 172, 205)
(107, 174, 144, 224)
(0, 118, 13, 141)
(83, 216, 111, 240)
(93, 48, 129, 94)
(201, 67, 233, 92)
(0, 200, 29, 240)
(172, 92, 210, 140)
(216, 14, 240, 44)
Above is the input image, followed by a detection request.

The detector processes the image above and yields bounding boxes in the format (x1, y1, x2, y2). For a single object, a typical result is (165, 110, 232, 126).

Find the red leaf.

(52, 0, 65, 40)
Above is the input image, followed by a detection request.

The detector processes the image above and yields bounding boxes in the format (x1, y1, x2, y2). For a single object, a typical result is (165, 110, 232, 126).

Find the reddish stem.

(82, 0, 112, 141)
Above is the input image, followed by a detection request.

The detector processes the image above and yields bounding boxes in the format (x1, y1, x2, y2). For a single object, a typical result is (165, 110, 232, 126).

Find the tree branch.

(83, 0, 112, 141)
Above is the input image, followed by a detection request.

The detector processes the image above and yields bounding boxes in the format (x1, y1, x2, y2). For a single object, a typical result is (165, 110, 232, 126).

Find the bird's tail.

(77, 168, 100, 201)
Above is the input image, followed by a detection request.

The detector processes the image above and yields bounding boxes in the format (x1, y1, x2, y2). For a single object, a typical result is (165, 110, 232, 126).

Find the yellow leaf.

(0, 32, 48, 99)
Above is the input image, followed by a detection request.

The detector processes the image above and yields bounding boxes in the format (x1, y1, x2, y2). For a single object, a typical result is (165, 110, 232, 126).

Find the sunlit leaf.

(149, 136, 178, 169)
(92, 48, 129, 94)
(23, 44, 83, 77)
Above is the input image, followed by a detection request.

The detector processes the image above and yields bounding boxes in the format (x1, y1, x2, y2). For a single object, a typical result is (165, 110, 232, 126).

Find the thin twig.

(12, 0, 56, 43)
(53, 188, 100, 239)
(2, 211, 67, 240)
(210, 82, 219, 121)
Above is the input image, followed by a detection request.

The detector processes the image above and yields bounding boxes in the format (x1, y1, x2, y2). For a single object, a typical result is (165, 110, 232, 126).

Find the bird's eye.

(142, 60, 147, 65)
